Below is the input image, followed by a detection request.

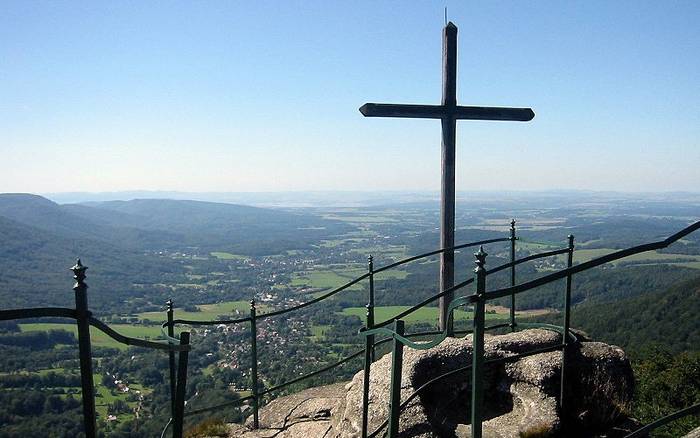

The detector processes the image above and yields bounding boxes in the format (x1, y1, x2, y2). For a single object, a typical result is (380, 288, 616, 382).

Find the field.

(138, 300, 265, 322)
(340, 305, 509, 325)
(18, 323, 166, 350)
(210, 251, 249, 260)
(519, 241, 700, 270)
(568, 248, 700, 268)
(291, 266, 410, 294)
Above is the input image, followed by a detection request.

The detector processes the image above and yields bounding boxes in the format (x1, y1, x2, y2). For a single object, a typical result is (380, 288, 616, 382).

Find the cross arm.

(453, 106, 534, 122)
(359, 103, 447, 119)
(359, 103, 534, 122)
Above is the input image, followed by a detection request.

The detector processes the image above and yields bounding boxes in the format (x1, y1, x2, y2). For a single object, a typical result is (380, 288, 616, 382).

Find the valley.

(1, 191, 699, 436)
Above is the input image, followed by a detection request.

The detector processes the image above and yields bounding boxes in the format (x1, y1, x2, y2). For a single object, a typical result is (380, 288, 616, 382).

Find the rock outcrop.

(230, 329, 635, 438)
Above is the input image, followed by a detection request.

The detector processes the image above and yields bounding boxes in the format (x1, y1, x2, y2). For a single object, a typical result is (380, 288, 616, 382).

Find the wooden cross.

(359, 22, 534, 333)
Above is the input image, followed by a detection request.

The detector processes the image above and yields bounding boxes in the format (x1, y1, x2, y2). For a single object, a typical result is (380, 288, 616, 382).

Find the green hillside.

(538, 275, 700, 355)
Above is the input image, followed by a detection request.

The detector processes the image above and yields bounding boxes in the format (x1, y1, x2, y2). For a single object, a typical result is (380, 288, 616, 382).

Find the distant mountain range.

(0, 193, 352, 309)
(0, 193, 351, 253)
(42, 189, 700, 210)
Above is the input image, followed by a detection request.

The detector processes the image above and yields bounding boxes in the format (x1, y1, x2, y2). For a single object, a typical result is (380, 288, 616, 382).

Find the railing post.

(250, 299, 260, 429)
(361, 255, 375, 438)
(172, 331, 190, 438)
(387, 319, 405, 438)
(71, 259, 97, 438)
(367, 255, 375, 362)
(471, 247, 487, 438)
(166, 299, 177, 417)
(509, 219, 517, 331)
(560, 234, 575, 413)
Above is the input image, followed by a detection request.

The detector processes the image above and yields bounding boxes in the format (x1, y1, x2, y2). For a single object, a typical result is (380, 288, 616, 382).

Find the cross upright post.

(359, 22, 534, 333)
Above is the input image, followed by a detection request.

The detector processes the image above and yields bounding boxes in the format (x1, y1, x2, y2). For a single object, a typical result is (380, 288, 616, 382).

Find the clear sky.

(1, 1, 699, 194)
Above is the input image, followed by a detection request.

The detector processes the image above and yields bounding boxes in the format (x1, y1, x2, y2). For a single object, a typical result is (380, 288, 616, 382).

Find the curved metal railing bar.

(364, 299, 578, 353)
(159, 324, 184, 344)
(179, 329, 476, 419)
(369, 245, 569, 330)
(160, 417, 173, 438)
(485, 220, 700, 301)
(516, 322, 578, 343)
(165, 242, 569, 334)
(486, 247, 570, 275)
(258, 273, 370, 320)
(167, 237, 515, 328)
(373, 237, 511, 274)
(182, 394, 256, 418)
(367, 341, 568, 438)
(363, 295, 476, 350)
(363, 220, 700, 437)
(623, 403, 700, 438)
(370, 277, 475, 330)
(260, 348, 366, 396)
(0, 307, 77, 321)
(517, 238, 564, 247)
(166, 236, 563, 333)
(170, 315, 251, 326)
(88, 317, 190, 352)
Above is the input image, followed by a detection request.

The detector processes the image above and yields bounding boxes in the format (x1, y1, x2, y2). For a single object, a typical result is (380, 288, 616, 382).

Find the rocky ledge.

(225, 329, 643, 437)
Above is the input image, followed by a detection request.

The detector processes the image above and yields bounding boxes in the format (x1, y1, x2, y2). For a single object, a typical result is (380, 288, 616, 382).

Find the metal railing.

(4, 219, 698, 437)
(0, 259, 192, 438)
(359, 219, 700, 438)
(161, 218, 699, 436)
(163, 233, 517, 427)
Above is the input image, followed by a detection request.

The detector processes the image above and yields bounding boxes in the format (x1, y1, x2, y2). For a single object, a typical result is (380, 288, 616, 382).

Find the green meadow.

(19, 323, 167, 350)
(519, 241, 700, 270)
(210, 251, 249, 260)
(137, 300, 265, 322)
(340, 305, 508, 325)
(291, 266, 411, 294)
(565, 248, 700, 268)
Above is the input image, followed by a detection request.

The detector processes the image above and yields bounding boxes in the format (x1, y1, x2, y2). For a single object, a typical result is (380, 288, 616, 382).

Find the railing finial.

(71, 258, 88, 286)
(474, 246, 488, 272)
(510, 218, 516, 229)
(250, 299, 256, 311)
(166, 298, 174, 312)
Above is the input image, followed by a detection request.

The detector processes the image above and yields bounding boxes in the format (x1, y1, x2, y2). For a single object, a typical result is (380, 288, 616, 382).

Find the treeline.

(528, 275, 700, 436)
(0, 371, 80, 389)
(0, 330, 76, 351)
(0, 391, 86, 438)
(534, 274, 700, 356)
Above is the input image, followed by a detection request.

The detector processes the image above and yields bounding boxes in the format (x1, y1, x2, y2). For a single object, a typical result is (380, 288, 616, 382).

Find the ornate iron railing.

(0, 259, 192, 438)
(360, 219, 700, 438)
(161, 218, 700, 437)
(2, 219, 698, 437)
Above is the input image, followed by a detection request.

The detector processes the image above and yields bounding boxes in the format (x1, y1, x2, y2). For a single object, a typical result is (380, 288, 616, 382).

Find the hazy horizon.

(14, 188, 698, 208)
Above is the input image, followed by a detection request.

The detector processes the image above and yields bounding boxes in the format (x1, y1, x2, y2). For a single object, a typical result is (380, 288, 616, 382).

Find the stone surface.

(231, 329, 634, 438)
(228, 383, 345, 437)
(337, 329, 633, 438)
(685, 426, 700, 438)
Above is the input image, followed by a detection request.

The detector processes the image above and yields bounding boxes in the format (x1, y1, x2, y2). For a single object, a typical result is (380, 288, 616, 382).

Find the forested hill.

(0, 194, 352, 255)
(539, 274, 700, 356)
(0, 194, 353, 309)
(79, 198, 353, 254)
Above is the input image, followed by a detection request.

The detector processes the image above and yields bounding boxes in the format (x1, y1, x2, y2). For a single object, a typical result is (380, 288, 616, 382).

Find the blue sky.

(1, 1, 699, 193)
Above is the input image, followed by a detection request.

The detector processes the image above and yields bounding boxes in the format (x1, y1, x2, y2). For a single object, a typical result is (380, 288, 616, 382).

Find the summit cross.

(359, 22, 534, 333)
